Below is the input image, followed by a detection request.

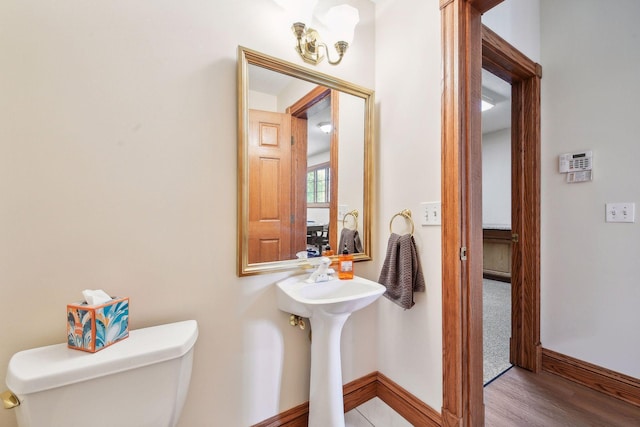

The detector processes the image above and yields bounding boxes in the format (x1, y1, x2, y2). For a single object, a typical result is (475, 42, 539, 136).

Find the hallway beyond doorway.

(483, 279, 511, 384)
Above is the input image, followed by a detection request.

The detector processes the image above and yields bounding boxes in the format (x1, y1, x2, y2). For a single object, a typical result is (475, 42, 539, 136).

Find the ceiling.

(482, 69, 511, 135)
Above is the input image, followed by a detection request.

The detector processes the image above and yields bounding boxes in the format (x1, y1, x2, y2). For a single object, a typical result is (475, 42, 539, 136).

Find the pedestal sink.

(276, 275, 385, 427)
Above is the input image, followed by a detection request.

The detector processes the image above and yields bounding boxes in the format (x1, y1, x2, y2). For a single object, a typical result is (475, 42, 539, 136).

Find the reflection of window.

(307, 163, 330, 207)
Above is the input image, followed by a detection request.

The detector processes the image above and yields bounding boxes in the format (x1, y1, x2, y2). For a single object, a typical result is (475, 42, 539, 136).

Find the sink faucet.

(306, 257, 333, 283)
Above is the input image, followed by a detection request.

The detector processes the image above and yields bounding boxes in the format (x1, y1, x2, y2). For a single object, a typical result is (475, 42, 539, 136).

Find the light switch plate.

(420, 202, 441, 226)
(605, 202, 635, 223)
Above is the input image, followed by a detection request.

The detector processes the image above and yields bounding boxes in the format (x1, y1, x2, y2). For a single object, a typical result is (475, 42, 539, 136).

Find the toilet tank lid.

(6, 320, 198, 395)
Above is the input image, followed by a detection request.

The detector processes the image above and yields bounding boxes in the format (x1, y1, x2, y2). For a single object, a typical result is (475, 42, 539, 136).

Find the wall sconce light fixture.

(276, 1, 359, 66)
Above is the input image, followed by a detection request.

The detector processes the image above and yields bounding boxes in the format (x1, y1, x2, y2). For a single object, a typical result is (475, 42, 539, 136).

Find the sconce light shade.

(326, 5, 359, 45)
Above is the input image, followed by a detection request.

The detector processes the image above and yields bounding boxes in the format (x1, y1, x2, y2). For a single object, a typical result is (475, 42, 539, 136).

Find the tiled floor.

(345, 397, 412, 427)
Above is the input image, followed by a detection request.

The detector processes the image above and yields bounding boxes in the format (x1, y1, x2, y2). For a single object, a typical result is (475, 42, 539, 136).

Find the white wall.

(482, 0, 540, 63)
(483, 0, 640, 380)
(337, 93, 366, 239)
(249, 90, 278, 111)
(540, 0, 640, 378)
(12, 2, 630, 426)
(482, 129, 511, 228)
(0, 1, 377, 426)
(481, 0, 540, 231)
(374, 0, 443, 410)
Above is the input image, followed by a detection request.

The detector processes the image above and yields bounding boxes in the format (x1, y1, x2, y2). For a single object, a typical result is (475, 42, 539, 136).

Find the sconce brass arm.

(291, 23, 349, 66)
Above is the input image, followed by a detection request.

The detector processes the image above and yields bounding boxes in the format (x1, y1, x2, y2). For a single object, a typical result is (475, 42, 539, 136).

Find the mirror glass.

(237, 47, 374, 276)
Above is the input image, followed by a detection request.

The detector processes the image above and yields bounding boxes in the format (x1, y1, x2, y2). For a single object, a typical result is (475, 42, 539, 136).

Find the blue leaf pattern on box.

(67, 298, 129, 352)
(82, 311, 93, 348)
(95, 299, 129, 350)
(105, 300, 129, 343)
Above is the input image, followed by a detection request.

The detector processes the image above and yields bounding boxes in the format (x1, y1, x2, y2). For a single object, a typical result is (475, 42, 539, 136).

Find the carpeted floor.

(483, 279, 512, 384)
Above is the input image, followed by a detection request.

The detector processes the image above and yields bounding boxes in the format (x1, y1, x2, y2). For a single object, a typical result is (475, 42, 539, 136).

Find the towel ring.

(342, 209, 359, 230)
(389, 209, 415, 235)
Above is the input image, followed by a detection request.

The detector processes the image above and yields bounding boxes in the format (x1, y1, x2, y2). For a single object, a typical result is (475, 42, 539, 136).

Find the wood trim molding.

(252, 401, 309, 427)
(513, 72, 542, 372)
(483, 272, 510, 283)
(440, 0, 485, 425)
(344, 371, 378, 412)
(251, 371, 441, 427)
(440, 0, 501, 12)
(481, 22, 542, 374)
(287, 87, 333, 257)
(482, 228, 512, 241)
(377, 372, 441, 427)
(329, 89, 340, 252)
(481, 25, 541, 82)
(287, 85, 330, 117)
(470, 0, 505, 13)
(542, 348, 640, 408)
(441, 1, 540, 425)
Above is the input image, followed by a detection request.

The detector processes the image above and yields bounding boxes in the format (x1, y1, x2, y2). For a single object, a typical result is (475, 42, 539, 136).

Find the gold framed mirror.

(237, 46, 374, 276)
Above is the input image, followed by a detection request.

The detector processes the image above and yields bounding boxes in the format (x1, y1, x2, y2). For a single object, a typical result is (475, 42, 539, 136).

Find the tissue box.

(67, 297, 129, 353)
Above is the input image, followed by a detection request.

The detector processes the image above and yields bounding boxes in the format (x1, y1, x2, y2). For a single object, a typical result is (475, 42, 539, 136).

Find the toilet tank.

(5, 320, 198, 427)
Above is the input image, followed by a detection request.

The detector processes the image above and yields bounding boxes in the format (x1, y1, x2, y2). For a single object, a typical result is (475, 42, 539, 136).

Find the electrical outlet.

(605, 202, 635, 223)
(420, 202, 441, 226)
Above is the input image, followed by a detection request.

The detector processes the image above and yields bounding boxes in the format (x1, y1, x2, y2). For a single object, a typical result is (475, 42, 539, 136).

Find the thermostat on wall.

(559, 150, 593, 183)
(559, 150, 593, 173)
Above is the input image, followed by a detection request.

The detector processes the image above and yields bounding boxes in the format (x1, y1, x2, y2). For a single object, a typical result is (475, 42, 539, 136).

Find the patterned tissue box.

(67, 297, 129, 353)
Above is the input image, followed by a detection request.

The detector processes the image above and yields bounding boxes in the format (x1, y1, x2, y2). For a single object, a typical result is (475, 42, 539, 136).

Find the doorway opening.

(482, 24, 542, 375)
(287, 87, 340, 257)
(481, 69, 513, 385)
(440, 1, 542, 423)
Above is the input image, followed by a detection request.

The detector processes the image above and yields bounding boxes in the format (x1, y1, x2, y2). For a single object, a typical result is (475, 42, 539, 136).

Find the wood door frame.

(440, 1, 541, 426)
(482, 24, 542, 373)
(287, 86, 340, 252)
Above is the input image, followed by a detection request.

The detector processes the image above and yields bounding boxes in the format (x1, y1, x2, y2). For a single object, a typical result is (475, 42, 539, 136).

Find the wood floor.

(484, 367, 640, 426)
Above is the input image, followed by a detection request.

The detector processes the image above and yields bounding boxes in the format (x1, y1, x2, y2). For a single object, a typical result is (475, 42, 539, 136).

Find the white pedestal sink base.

(308, 312, 350, 427)
(275, 276, 386, 427)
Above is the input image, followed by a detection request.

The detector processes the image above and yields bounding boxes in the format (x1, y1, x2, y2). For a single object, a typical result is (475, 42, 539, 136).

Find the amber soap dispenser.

(338, 244, 354, 280)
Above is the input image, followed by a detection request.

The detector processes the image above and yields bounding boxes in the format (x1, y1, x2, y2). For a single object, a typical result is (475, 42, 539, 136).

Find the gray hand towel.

(338, 228, 363, 254)
(378, 232, 426, 309)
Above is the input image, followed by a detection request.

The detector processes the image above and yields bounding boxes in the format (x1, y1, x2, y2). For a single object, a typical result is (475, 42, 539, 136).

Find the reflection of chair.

(307, 225, 329, 254)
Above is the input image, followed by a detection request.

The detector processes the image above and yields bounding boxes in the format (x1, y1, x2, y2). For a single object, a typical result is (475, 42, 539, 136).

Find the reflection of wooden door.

(287, 86, 338, 251)
(291, 116, 308, 256)
(248, 110, 292, 263)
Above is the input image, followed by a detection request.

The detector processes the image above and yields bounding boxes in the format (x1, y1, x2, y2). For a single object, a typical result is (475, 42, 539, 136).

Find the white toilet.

(3, 320, 198, 427)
